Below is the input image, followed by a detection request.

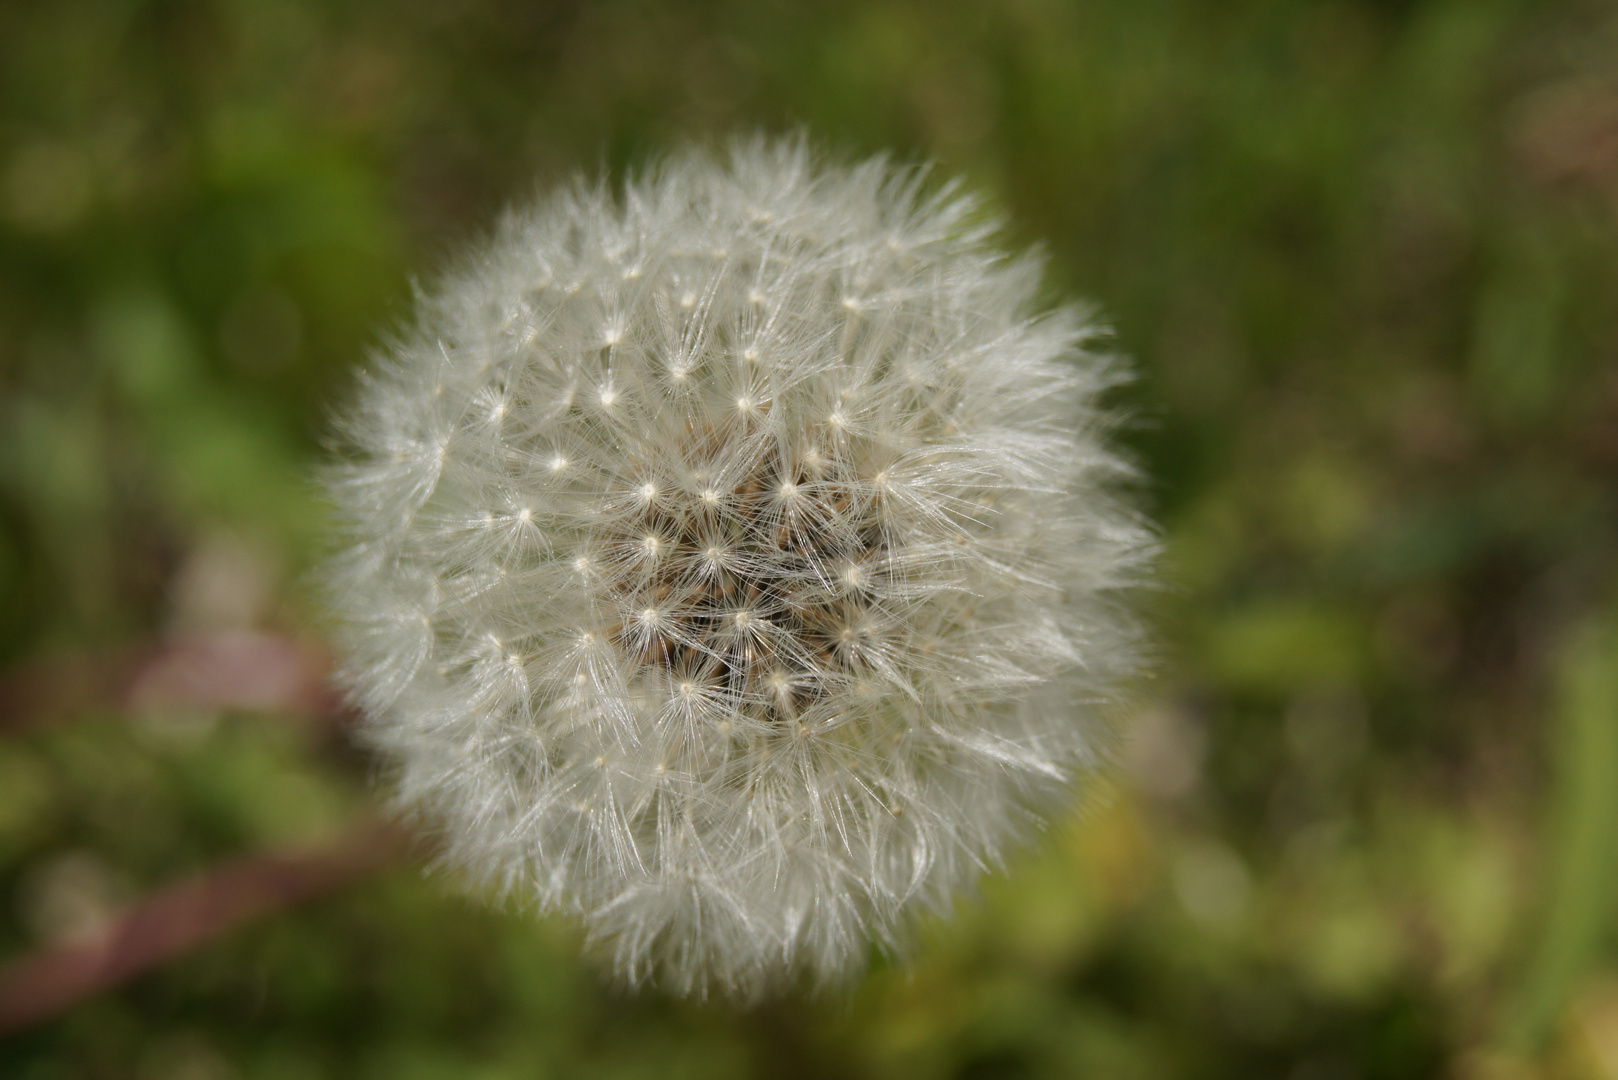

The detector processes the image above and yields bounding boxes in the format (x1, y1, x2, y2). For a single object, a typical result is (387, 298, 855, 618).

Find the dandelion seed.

(324, 137, 1152, 1000)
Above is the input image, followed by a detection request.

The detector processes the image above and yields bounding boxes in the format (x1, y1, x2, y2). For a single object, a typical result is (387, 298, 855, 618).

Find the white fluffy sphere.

(326, 138, 1151, 996)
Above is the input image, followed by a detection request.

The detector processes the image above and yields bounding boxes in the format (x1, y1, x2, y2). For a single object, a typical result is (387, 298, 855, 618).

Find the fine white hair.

(325, 136, 1152, 998)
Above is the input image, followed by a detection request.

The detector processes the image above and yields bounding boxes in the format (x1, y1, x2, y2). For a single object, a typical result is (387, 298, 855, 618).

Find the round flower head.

(327, 138, 1151, 997)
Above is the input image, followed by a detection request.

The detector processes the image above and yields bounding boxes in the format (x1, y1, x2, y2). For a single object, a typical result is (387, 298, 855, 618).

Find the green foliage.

(1510, 619, 1618, 1054)
(3, 0, 1617, 1075)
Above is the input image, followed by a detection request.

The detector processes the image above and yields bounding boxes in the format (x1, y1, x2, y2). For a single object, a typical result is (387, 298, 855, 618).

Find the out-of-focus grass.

(1509, 619, 1618, 1056)
(2, 0, 1616, 1076)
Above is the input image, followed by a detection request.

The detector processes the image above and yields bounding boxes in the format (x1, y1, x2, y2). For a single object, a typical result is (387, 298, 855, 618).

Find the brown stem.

(0, 816, 413, 1036)
(0, 631, 352, 736)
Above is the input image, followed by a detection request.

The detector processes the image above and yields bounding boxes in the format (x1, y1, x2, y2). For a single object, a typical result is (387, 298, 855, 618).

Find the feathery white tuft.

(325, 138, 1152, 997)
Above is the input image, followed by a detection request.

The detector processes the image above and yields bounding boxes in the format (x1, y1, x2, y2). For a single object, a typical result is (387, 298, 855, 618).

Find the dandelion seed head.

(324, 137, 1152, 999)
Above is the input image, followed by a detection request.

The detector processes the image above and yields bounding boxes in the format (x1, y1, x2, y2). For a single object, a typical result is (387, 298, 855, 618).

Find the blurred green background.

(2, 0, 1617, 1076)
